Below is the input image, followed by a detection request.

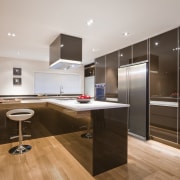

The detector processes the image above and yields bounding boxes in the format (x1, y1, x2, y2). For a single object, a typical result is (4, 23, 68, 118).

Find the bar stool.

(80, 113, 93, 139)
(6, 109, 34, 155)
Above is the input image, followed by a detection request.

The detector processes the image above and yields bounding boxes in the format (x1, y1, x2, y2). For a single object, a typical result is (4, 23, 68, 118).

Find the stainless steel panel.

(129, 63, 147, 137)
(118, 63, 148, 139)
(118, 67, 128, 104)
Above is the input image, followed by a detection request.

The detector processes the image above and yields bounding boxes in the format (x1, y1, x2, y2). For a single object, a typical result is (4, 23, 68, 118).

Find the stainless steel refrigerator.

(118, 61, 148, 140)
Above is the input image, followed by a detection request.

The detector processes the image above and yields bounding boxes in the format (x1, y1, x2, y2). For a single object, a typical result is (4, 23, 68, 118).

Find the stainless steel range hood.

(49, 34, 82, 69)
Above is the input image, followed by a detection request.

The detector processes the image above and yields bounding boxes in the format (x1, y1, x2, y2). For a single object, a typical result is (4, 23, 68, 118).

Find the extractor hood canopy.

(49, 34, 82, 69)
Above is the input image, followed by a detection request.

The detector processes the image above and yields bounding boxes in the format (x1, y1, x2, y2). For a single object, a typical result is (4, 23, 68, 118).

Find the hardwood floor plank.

(0, 135, 180, 180)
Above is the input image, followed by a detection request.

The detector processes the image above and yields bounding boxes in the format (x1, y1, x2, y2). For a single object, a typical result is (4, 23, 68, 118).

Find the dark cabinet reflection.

(95, 56, 106, 84)
(150, 28, 178, 100)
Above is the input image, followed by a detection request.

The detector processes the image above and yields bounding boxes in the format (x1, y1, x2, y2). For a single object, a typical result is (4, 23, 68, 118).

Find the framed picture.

(13, 67, 21, 75)
(13, 78, 21, 85)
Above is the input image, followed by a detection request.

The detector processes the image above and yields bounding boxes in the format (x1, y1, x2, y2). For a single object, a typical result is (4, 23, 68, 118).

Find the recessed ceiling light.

(123, 32, 129, 37)
(8, 32, 16, 37)
(92, 48, 100, 52)
(87, 19, 94, 26)
(155, 42, 159, 46)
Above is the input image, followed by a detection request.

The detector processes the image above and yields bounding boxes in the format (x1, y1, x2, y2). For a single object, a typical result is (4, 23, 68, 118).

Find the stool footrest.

(10, 134, 31, 140)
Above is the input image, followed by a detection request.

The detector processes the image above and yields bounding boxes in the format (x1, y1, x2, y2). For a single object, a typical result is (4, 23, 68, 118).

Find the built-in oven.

(95, 83, 106, 101)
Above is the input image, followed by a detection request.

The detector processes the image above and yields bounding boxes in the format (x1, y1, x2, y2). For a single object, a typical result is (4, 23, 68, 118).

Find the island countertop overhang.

(0, 98, 129, 111)
(46, 99, 130, 111)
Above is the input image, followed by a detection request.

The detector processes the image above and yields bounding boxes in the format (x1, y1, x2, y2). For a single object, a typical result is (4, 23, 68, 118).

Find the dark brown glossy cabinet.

(106, 51, 119, 98)
(150, 105, 177, 143)
(85, 63, 95, 77)
(95, 56, 105, 84)
(119, 46, 132, 66)
(149, 28, 178, 99)
(132, 40, 148, 63)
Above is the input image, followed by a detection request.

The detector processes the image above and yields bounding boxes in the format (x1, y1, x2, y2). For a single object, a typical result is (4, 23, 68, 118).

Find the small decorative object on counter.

(77, 94, 91, 103)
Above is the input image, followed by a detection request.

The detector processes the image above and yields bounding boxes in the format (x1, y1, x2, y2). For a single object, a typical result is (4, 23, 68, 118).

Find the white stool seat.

(6, 109, 34, 121)
(6, 108, 34, 155)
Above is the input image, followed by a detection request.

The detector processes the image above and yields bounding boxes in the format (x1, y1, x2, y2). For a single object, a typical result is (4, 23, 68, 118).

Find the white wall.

(84, 76, 95, 97)
(0, 57, 84, 95)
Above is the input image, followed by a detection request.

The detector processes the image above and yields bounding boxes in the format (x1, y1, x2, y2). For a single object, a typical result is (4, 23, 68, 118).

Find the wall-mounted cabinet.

(119, 40, 148, 66)
(149, 28, 178, 99)
(106, 51, 119, 98)
(119, 46, 132, 66)
(85, 63, 95, 77)
(95, 56, 106, 84)
(95, 51, 119, 100)
(132, 40, 148, 63)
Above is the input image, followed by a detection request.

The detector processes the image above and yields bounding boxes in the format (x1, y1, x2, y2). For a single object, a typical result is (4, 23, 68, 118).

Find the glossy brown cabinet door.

(149, 28, 178, 99)
(95, 56, 105, 84)
(132, 40, 148, 63)
(150, 105, 177, 143)
(85, 63, 95, 77)
(106, 51, 119, 98)
(119, 46, 132, 66)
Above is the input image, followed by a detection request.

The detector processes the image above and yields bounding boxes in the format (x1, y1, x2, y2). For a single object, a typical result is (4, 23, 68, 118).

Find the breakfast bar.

(0, 98, 129, 176)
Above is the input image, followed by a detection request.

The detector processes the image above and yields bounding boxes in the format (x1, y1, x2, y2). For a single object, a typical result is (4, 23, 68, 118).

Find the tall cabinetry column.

(149, 28, 178, 144)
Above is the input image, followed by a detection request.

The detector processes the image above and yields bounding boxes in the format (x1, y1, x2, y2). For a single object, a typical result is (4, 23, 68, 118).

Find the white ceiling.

(0, 0, 180, 65)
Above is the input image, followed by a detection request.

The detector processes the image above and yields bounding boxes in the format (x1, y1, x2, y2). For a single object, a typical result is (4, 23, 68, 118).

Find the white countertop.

(150, 101, 178, 107)
(47, 99, 129, 111)
(0, 98, 129, 111)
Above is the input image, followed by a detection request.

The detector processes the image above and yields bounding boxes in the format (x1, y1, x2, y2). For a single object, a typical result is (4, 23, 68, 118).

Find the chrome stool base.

(81, 132, 93, 139)
(9, 145, 32, 155)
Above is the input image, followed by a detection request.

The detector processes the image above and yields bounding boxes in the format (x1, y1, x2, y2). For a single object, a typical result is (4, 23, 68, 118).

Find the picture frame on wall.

(13, 77, 21, 85)
(13, 67, 21, 76)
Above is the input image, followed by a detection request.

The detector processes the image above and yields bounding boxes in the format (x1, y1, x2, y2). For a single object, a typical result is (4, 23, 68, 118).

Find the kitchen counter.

(0, 98, 129, 176)
(47, 99, 129, 111)
(0, 98, 129, 111)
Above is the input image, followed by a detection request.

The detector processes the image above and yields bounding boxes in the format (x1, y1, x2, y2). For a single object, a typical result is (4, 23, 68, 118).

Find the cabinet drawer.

(150, 105, 177, 131)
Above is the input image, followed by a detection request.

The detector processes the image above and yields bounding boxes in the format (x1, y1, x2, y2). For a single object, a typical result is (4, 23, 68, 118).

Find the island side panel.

(92, 107, 128, 176)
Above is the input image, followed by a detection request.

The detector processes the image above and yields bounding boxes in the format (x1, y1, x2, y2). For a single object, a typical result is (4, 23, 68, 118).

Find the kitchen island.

(0, 98, 129, 176)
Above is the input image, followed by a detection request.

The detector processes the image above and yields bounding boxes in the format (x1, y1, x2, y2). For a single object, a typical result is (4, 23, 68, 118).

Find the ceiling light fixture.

(92, 48, 100, 52)
(8, 32, 16, 37)
(87, 19, 94, 26)
(155, 42, 159, 46)
(123, 32, 129, 37)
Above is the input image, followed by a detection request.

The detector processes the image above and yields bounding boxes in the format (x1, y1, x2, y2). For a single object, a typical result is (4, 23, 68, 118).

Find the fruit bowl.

(77, 95, 91, 103)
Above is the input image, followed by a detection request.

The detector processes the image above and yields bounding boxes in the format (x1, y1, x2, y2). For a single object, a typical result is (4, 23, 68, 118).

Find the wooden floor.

(0, 136, 180, 180)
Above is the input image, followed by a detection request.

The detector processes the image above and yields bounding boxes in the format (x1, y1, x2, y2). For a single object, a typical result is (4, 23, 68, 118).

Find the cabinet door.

(132, 40, 148, 63)
(106, 51, 119, 98)
(149, 28, 178, 99)
(85, 63, 95, 77)
(119, 46, 132, 66)
(95, 56, 105, 84)
(150, 105, 178, 143)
